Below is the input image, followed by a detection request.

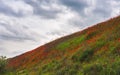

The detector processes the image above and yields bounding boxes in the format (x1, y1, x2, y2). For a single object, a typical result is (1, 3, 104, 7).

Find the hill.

(6, 16, 120, 75)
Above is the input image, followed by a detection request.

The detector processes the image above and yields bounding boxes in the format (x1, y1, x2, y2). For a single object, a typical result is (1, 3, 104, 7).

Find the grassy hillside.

(6, 16, 120, 75)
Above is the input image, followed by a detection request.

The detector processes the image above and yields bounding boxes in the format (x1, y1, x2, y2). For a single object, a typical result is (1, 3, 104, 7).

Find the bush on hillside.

(71, 48, 94, 62)
(0, 56, 7, 74)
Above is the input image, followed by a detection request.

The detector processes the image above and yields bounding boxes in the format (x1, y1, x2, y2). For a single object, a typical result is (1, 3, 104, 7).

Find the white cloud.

(4, 0, 33, 15)
(0, 0, 33, 17)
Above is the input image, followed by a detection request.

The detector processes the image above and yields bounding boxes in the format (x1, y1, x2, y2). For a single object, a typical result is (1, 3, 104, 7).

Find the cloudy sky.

(0, 0, 120, 57)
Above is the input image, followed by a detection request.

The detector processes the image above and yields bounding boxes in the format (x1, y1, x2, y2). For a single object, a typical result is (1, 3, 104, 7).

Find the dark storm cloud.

(23, 0, 61, 19)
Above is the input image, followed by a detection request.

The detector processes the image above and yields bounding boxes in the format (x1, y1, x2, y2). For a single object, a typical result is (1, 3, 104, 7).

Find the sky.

(0, 0, 120, 57)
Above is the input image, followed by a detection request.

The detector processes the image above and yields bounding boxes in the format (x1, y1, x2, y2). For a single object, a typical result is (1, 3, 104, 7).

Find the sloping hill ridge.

(7, 16, 120, 75)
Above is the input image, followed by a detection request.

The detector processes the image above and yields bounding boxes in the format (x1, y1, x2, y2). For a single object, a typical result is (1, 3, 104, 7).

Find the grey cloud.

(0, 0, 33, 17)
(60, 0, 88, 10)
(0, 46, 19, 57)
(59, 0, 89, 16)
(0, 22, 35, 41)
(0, 47, 5, 51)
(93, 0, 112, 17)
(62, 0, 117, 28)
(47, 31, 64, 36)
(34, 7, 61, 19)
(0, 1, 16, 16)
(59, 0, 115, 18)
(114, 0, 120, 2)
(0, 34, 33, 41)
(0, 47, 8, 56)
(23, 0, 61, 19)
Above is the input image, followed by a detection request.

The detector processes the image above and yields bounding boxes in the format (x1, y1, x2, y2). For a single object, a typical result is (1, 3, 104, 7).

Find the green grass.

(55, 35, 85, 51)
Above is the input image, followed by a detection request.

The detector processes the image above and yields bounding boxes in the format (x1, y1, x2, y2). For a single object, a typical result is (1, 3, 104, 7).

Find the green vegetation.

(0, 56, 7, 74)
(86, 31, 97, 40)
(55, 35, 85, 51)
(71, 47, 94, 62)
(83, 58, 120, 75)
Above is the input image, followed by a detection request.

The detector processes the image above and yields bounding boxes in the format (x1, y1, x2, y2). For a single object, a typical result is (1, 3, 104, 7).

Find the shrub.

(109, 42, 120, 55)
(86, 31, 97, 40)
(71, 47, 94, 62)
(83, 63, 103, 75)
(55, 64, 78, 75)
(0, 56, 7, 74)
(79, 49, 94, 62)
(83, 58, 120, 75)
